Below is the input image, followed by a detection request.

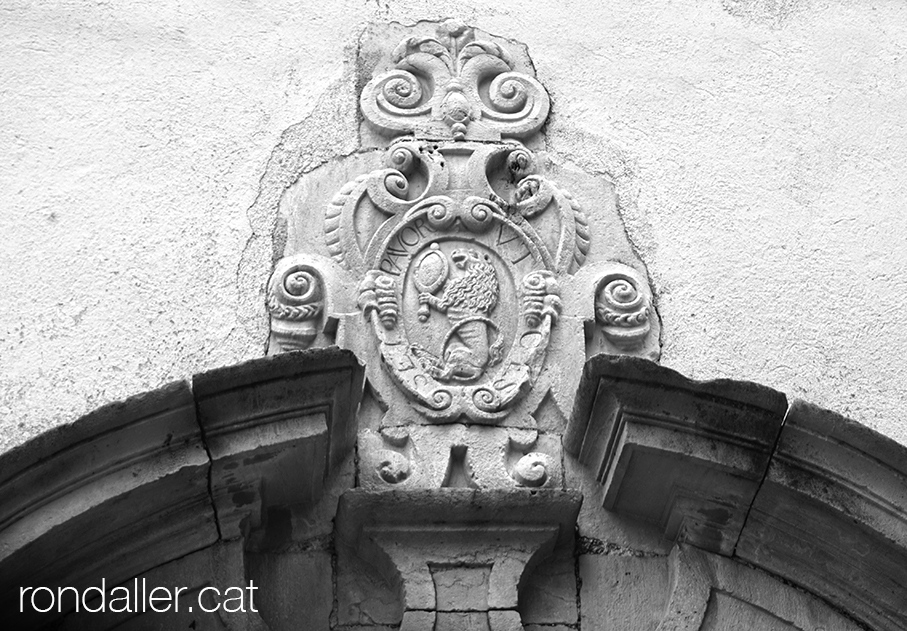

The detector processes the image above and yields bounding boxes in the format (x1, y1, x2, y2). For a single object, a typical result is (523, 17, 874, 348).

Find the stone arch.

(1, 348, 905, 630)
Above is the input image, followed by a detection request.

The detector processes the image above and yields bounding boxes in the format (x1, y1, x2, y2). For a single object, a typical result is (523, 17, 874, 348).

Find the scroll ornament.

(595, 268, 652, 350)
(360, 19, 550, 141)
(267, 258, 326, 353)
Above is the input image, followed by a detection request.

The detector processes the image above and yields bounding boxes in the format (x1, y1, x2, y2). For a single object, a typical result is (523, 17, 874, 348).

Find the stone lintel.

(737, 399, 907, 631)
(566, 354, 787, 555)
(336, 489, 580, 628)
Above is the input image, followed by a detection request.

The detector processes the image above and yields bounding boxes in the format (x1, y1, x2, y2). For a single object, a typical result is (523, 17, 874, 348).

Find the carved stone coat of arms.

(267, 19, 660, 476)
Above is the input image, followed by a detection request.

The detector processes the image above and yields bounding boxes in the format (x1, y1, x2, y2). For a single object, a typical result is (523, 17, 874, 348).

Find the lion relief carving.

(411, 248, 505, 382)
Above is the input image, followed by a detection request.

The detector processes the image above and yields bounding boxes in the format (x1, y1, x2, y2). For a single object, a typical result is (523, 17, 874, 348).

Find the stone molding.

(335, 489, 580, 631)
(0, 348, 364, 628)
(193, 348, 364, 540)
(566, 354, 788, 555)
(3, 350, 907, 629)
(655, 544, 860, 631)
(0, 381, 213, 630)
(567, 354, 907, 631)
(737, 399, 907, 631)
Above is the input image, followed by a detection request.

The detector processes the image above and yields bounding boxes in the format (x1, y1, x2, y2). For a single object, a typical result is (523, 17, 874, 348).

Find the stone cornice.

(567, 354, 907, 631)
(194, 348, 365, 539)
(0, 380, 213, 629)
(566, 354, 788, 555)
(0, 348, 364, 628)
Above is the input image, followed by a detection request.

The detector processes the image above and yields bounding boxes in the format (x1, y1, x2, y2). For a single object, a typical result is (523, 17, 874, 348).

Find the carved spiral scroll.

(512, 453, 549, 487)
(377, 69, 429, 114)
(598, 279, 648, 325)
(424, 199, 456, 230)
(488, 74, 529, 113)
(473, 386, 503, 413)
(595, 267, 652, 350)
(429, 388, 454, 410)
(462, 198, 498, 232)
(506, 147, 536, 180)
(266, 256, 334, 354)
(268, 266, 323, 322)
(359, 25, 550, 140)
(477, 72, 550, 137)
(386, 143, 418, 174)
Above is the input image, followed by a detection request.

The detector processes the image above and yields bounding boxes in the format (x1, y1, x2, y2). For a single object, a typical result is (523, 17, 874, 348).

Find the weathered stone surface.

(0, 349, 365, 628)
(359, 424, 562, 490)
(566, 354, 787, 554)
(657, 544, 861, 631)
(247, 549, 332, 631)
(193, 348, 364, 539)
(579, 553, 669, 631)
(579, 543, 861, 631)
(5, 12, 907, 631)
(737, 399, 907, 631)
(60, 541, 268, 631)
(336, 489, 580, 628)
(336, 542, 404, 626)
(0, 381, 215, 628)
(517, 541, 577, 625)
(4, 0, 907, 489)
(565, 451, 674, 555)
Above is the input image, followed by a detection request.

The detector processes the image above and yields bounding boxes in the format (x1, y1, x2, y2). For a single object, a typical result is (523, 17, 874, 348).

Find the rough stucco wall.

(1, 0, 905, 453)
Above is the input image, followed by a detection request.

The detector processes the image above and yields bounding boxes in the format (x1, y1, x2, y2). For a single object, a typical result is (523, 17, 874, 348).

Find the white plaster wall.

(2, 0, 905, 452)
